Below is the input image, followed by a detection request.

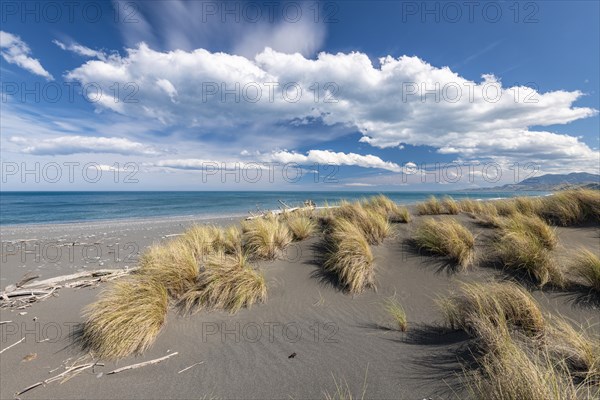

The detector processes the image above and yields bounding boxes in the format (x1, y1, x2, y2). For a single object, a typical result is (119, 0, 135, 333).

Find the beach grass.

(416, 196, 444, 215)
(324, 218, 375, 294)
(441, 196, 460, 215)
(384, 298, 408, 332)
(285, 214, 317, 241)
(364, 195, 411, 223)
(241, 216, 292, 260)
(179, 251, 267, 314)
(494, 229, 563, 287)
(138, 239, 199, 297)
(571, 249, 600, 293)
(81, 276, 169, 360)
(438, 281, 545, 339)
(500, 213, 558, 250)
(413, 218, 475, 269)
(333, 201, 392, 245)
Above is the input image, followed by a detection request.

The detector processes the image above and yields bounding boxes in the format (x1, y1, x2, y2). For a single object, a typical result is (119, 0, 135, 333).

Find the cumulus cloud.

(0, 31, 53, 80)
(64, 45, 599, 172)
(11, 135, 164, 156)
(261, 150, 402, 172)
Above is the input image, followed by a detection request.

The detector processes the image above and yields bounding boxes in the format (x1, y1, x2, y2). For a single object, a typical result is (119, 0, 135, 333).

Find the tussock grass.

(181, 224, 222, 260)
(241, 216, 292, 260)
(82, 276, 169, 360)
(384, 298, 407, 332)
(139, 240, 198, 296)
(179, 252, 267, 314)
(413, 218, 475, 269)
(514, 196, 543, 215)
(324, 218, 375, 294)
(364, 195, 411, 223)
(571, 249, 600, 293)
(547, 317, 600, 384)
(285, 214, 316, 241)
(333, 201, 392, 245)
(537, 189, 600, 226)
(500, 213, 558, 250)
(494, 230, 563, 287)
(439, 282, 545, 338)
(219, 225, 242, 255)
(493, 200, 519, 216)
(416, 196, 444, 215)
(458, 199, 484, 214)
(441, 196, 460, 215)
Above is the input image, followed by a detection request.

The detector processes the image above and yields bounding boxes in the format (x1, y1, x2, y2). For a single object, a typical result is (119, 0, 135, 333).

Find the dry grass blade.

(242, 216, 292, 260)
(416, 196, 443, 215)
(571, 248, 600, 293)
(286, 215, 317, 241)
(384, 298, 407, 332)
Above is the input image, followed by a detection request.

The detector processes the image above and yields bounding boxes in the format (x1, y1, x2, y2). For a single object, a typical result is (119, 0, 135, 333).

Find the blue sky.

(1, 0, 598, 190)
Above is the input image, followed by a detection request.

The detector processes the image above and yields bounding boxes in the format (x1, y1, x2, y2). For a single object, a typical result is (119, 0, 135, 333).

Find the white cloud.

(344, 182, 375, 187)
(261, 149, 402, 172)
(63, 45, 599, 173)
(53, 39, 107, 60)
(12, 135, 164, 156)
(0, 31, 53, 80)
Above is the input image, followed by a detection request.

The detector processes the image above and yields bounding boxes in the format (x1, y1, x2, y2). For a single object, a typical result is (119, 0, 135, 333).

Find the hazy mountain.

(465, 172, 600, 192)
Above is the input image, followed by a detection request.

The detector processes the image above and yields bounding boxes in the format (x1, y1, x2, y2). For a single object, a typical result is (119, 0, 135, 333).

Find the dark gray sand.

(1, 214, 598, 399)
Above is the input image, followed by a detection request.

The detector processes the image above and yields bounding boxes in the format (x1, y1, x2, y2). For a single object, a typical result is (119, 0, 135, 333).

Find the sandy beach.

(1, 200, 598, 400)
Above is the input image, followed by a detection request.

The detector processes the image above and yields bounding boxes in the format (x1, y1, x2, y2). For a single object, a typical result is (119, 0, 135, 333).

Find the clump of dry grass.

(416, 196, 444, 215)
(438, 282, 545, 338)
(179, 252, 267, 314)
(536, 189, 600, 226)
(500, 213, 558, 250)
(324, 218, 375, 294)
(494, 230, 563, 287)
(364, 195, 411, 223)
(546, 316, 600, 384)
(571, 249, 600, 293)
(219, 225, 242, 255)
(81, 276, 169, 360)
(384, 298, 407, 332)
(138, 239, 198, 296)
(181, 224, 222, 260)
(514, 196, 543, 215)
(441, 196, 460, 215)
(333, 201, 392, 245)
(241, 216, 292, 260)
(458, 199, 484, 214)
(493, 200, 519, 216)
(413, 218, 475, 269)
(285, 214, 317, 241)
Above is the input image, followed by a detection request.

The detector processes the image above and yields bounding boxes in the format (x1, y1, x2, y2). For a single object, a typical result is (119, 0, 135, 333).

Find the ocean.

(0, 191, 548, 226)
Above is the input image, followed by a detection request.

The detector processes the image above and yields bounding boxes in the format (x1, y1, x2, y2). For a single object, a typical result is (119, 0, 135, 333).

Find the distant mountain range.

(465, 172, 600, 192)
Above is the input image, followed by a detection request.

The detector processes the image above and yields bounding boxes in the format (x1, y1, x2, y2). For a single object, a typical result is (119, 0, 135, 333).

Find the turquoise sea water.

(0, 191, 548, 226)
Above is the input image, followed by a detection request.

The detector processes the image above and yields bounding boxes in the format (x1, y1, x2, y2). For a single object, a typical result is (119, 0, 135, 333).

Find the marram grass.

(241, 216, 292, 260)
(324, 218, 375, 294)
(413, 218, 475, 269)
(384, 298, 408, 332)
(285, 214, 317, 241)
(571, 248, 600, 293)
(82, 276, 169, 360)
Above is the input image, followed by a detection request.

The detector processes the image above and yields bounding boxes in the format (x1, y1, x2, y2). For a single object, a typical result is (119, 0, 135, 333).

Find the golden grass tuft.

(241, 216, 292, 260)
(494, 230, 564, 287)
(285, 214, 317, 241)
(324, 218, 375, 294)
(571, 248, 600, 293)
(181, 224, 222, 260)
(364, 195, 411, 223)
(500, 213, 558, 250)
(219, 225, 242, 255)
(441, 196, 460, 215)
(439, 282, 545, 339)
(138, 239, 198, 296)
(333, 201, 392, 245)
(179, 252, 267, 314)
(413, 218, 475, 269)
(416, 196, 444, 215)
(493, 200, 519, 216)
(384, 298, 408, 332)
(81, 276, 169, 360)
(536, 189, 600, 226)
(514, 196, 543, 215)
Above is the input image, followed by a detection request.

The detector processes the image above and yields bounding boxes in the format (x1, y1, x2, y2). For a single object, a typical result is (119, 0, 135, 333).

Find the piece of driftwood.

(177, 361, 204, 374)
(106, 352, 178, 375)
(245, 200, 315, 220)
(1, 269, 136, 309)
(0, 337, 24, 354)
(15, 361, 103, 396)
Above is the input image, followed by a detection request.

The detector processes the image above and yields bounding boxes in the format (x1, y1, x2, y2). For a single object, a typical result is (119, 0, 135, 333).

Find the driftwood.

(107, 352, 178, 375)
(0, 337, 24, 354)
(15, 361, 103, 396)
(177, 361, 204, 374)
(1, 269, 136, 309)
(245, 199, 316, 220)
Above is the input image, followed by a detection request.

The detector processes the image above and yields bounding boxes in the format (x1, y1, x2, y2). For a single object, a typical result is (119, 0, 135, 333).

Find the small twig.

(0, 320, 12, 325)
(15, 362, 103, 396)
(107, 352, 178, 375)
(177, 361, 204, 374)
(0, 337, 24, 354)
